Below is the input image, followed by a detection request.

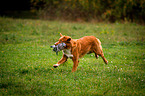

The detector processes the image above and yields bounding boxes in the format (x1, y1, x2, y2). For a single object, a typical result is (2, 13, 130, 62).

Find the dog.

(53, 33, 108, 72)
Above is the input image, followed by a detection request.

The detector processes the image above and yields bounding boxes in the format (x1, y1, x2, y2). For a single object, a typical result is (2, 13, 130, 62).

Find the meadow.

(0, 17, 145, 95)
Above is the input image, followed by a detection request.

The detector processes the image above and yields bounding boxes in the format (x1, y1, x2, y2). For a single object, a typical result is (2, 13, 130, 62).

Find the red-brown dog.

(53, 33, 108, 72)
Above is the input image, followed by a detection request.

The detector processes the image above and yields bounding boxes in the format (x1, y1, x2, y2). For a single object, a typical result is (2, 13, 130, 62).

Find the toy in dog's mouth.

(50, 43, 66, 55)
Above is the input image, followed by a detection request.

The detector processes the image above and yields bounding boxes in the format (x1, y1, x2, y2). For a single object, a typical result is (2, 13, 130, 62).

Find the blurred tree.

(0, 0, 31, 11)
(1, 0, 144, 23)
(32, 0, 144, 23)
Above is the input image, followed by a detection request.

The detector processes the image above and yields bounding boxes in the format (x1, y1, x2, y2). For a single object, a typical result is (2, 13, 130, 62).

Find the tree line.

(23, 0, 145, 23)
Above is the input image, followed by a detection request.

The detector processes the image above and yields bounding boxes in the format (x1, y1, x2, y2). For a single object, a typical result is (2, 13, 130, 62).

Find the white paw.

(53, 64, 60, 68)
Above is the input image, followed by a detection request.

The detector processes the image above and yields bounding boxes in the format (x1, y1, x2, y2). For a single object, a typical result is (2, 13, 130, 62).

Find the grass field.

(0, 17, 145, 95)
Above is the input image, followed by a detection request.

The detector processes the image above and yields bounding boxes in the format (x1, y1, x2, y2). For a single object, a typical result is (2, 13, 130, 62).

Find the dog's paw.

(53, 64, 60, 68)
(53, 66, 58, 68)
(106, 61, 108, 64)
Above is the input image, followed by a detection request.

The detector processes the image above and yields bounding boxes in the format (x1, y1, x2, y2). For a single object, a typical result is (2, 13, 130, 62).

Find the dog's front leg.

(71, 57, 79, 72)
(53, 54, 68, 68)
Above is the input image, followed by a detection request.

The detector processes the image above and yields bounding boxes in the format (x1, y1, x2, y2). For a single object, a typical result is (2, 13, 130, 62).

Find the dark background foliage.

(0, 0, 145, 23)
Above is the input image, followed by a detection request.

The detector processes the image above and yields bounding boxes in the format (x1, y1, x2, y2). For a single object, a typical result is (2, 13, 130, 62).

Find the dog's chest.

(63, 49, 73, 58)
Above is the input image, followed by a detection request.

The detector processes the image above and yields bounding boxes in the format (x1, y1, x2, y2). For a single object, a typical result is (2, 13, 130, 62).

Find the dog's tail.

(96, 38, 102, 50)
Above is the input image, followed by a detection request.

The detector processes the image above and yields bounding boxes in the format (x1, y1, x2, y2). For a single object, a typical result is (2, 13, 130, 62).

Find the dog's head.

(54, 33, 77, 49)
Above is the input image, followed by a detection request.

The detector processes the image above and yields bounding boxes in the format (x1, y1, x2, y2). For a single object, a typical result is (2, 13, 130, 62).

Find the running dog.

(53, 33, 108, 72)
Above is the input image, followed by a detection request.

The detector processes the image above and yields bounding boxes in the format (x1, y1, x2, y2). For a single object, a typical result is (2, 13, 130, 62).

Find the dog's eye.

(60, 40, 66, 43)
(59, 40, 62, 43)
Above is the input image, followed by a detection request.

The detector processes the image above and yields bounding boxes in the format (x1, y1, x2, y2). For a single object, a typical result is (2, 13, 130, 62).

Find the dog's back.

(75, 36, 102, 58)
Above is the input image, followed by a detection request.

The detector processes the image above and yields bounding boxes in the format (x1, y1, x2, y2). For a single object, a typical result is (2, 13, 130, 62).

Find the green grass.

(0, 17, 145, 95)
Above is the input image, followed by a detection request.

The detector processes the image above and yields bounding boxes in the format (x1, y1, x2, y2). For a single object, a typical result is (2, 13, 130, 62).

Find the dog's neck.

(63, 49, 73, 58)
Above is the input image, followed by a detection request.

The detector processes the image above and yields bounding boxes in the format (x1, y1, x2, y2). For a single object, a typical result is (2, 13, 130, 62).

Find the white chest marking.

(63, 49, 73, 58)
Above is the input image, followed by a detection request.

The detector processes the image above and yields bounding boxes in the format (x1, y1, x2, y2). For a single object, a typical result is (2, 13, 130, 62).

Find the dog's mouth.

(64, 45, 67, 48)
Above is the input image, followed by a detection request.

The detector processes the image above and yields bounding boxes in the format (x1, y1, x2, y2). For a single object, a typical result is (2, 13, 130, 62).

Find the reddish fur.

(54, 33, 108, 72)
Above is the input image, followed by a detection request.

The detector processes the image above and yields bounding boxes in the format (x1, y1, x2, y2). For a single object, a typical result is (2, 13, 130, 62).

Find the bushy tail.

(96, 38, 102, 50)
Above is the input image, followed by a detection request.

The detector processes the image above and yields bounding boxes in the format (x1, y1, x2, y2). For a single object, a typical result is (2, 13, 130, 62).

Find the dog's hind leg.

(53, 54, 68, 68)
(95, 53, 99, 59)
(99, 52, 108, 64)
(93, 38, 108, 64)
(94, 49, 108, 64)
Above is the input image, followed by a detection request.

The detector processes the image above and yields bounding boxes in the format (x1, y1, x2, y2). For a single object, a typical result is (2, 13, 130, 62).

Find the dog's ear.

(67, 38, 71, 41)
(60, 33, 63, 37)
